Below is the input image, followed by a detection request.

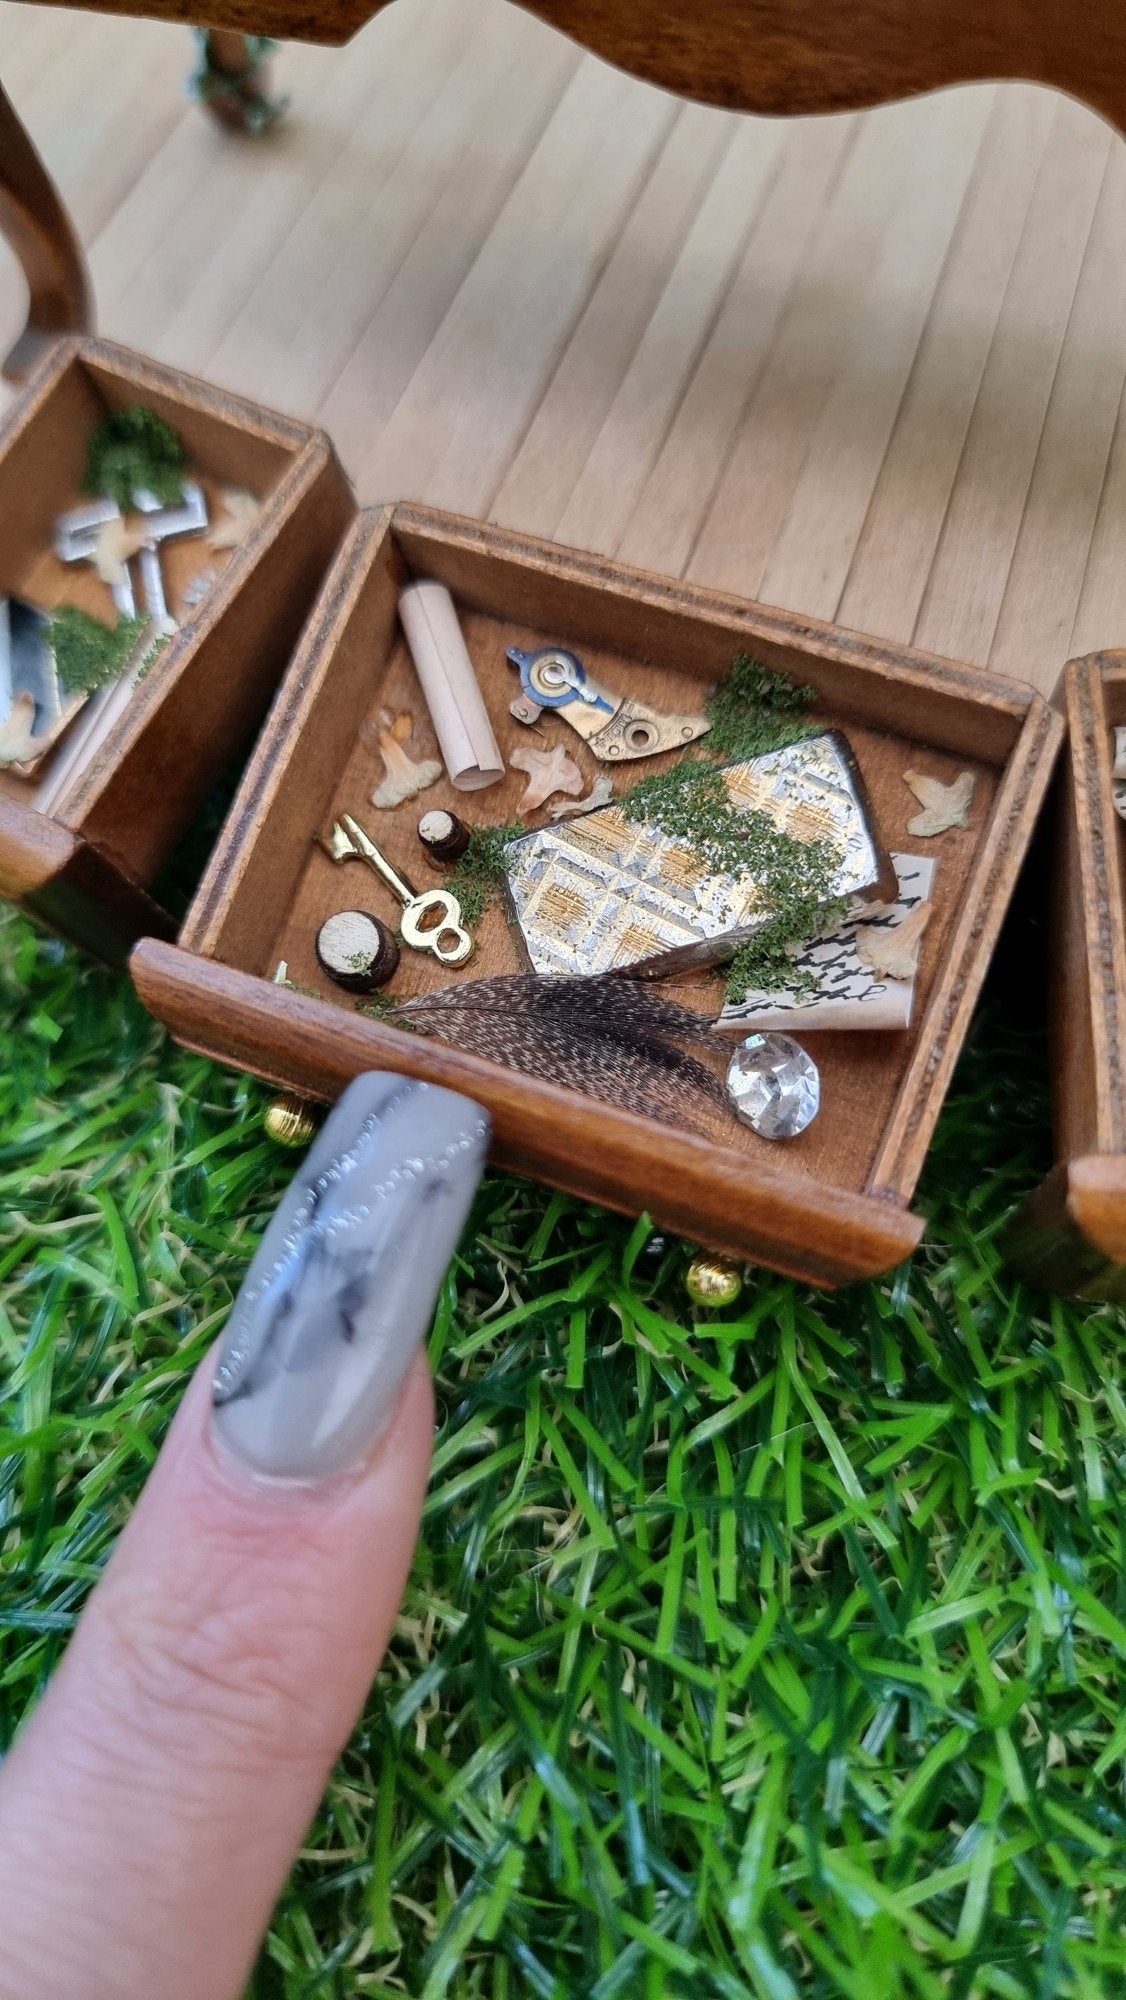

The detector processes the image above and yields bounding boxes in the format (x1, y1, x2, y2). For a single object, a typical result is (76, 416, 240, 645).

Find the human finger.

(0, 1074, 490, 2000)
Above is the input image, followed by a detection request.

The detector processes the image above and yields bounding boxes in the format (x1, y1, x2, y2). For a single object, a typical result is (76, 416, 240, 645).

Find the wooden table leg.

(189, 30, 286, 135)
(0, 79, 91, 385)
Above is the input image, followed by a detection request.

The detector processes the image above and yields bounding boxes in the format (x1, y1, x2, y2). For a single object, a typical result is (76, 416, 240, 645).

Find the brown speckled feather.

(393, 975, 728, 1134)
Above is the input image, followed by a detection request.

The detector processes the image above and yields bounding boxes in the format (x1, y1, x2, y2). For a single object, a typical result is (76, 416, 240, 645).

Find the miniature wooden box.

(0, 336, 353, 961)
(1006, 653, 1126, 1300)
(131, 506, 1061, 1287)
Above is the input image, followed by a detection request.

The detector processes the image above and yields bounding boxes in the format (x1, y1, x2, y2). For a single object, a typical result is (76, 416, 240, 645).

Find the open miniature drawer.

(132, 505, 1061, 1286)
(0, 336, 353, 961)
(1006, 653, 1126, 1299)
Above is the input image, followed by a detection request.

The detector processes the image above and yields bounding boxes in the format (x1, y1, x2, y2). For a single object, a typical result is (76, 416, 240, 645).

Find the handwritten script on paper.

(716, 853, 936, 1035)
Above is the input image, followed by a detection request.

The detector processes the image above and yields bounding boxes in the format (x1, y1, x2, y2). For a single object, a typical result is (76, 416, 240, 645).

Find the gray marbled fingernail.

(212, 1074, 490, 1481)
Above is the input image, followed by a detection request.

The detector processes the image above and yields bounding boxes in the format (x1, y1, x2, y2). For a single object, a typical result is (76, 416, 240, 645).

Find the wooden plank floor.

(4, 0, 1126, 696)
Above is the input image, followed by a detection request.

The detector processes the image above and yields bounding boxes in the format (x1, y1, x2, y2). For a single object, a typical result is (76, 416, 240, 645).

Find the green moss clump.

(354, 992, 407, 1025)
(621, 759, 844, 1001)
(135, 632, 170, 682)
(622, 763, 740, 873)
(724, 883, 849, 1005)
(46, 607, 147, 696)
(84, 405, 187, 511)
(447, 822, 525, 928)
(705, 651, 820, 761)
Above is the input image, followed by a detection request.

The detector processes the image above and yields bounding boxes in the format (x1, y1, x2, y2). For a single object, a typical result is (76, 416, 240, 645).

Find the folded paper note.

(716, 853, 935, 1033)
(503, 731, 896, 978)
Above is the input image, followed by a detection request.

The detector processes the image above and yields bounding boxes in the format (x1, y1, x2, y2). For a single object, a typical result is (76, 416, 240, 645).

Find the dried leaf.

(510, 740, 585, 815)
(855, 900, 933, 980)
(208, 488, 261, 551)
(548, 775, 616, 820)
(904, 768, 975, 836)
(367, 709, 441, 809)
(92, 516, 148, 588)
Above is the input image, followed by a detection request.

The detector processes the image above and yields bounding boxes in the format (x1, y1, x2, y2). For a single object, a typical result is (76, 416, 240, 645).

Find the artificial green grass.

(2, 904, 1125, 1998)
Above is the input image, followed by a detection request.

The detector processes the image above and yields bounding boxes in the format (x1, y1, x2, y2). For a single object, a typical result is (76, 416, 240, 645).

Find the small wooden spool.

(418, 808, 470, 864)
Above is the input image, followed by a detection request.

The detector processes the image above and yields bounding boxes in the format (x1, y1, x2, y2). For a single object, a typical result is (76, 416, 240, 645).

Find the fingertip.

(196, 1339, 436, 1517)
(208, 1076, 487, 1485)
(0, 1348, 438, 2000)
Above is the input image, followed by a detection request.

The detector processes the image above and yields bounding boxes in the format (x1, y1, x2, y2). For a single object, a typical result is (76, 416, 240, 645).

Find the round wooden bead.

(417, 808, 471, 864)
(315, 908, 400, 991)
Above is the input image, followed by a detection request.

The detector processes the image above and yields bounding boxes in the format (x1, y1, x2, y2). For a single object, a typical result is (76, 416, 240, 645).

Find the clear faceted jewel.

(726, 1032, 820, 1139)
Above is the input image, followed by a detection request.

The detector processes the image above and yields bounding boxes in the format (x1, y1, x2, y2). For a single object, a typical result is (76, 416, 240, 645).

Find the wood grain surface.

(21, 0, 1126, 144)
(0, 793, 173, 961)
(4, 2, 1126, 701)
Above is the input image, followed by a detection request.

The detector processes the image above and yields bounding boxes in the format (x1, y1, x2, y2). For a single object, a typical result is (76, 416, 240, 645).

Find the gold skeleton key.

(318, 813, 474, 966)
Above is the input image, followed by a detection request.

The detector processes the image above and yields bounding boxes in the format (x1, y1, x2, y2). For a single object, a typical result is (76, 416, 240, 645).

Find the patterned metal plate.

(502, 731, 894, 977)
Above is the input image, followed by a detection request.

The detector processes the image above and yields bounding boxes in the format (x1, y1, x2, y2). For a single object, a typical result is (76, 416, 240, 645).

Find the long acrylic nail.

(212, 1074, 490, 1480)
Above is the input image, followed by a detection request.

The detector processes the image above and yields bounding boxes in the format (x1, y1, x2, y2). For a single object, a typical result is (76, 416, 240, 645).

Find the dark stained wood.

(131, 937, 927, 1286)
(0, 795, 173, 964)
(0, 336, 355, 959)
(209, 27, 256, 63)
(0, 81, 91, 384)
(1005, 652, 1126, 1299)
(1005, 1159, 1126, 1303)
(139, 502, 1061, 1286)
(24, 0, 1126, 135)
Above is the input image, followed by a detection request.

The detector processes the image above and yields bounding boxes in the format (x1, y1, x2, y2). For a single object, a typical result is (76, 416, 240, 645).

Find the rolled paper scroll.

(397, 578, 504, 792)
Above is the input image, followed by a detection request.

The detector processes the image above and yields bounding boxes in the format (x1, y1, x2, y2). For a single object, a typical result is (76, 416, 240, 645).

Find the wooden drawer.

(1006, 652, 1126, 1300)
(0, 336, 354, 961)
(132, 504, 1061, 1287)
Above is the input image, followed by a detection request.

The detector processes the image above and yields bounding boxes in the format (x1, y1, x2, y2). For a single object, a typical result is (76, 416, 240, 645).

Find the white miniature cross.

(53, 481, 208, 633)
(53, 498, 138, 618)
(132, 483, 209, 633)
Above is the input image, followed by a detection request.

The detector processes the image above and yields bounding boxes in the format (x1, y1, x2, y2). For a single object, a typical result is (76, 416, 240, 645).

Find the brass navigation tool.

(318, 812, 474, 966)
(507, 645, 709, 762)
